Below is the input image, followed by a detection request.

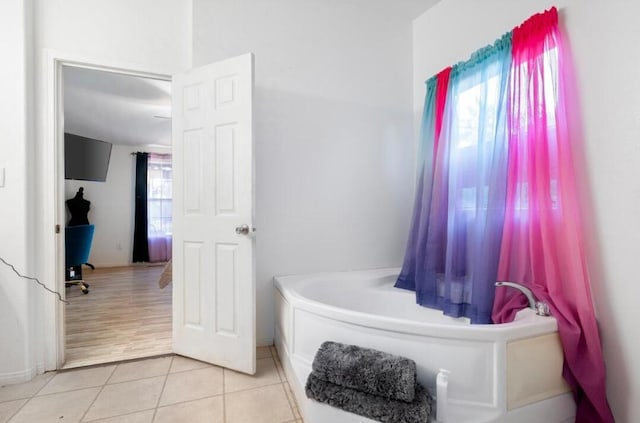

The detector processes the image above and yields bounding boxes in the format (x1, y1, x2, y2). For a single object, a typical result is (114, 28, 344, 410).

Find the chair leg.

(65, 280, 90, 295)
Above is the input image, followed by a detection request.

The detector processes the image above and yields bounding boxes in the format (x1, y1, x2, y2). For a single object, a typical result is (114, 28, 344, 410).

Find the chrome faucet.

(495, 281, 550, 316)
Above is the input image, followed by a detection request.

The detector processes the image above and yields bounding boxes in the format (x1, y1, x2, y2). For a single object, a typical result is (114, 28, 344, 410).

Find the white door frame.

(42, 49, 171, 370)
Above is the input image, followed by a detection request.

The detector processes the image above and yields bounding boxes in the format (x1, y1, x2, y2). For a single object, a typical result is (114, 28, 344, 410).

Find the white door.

(172, 53, 255, 374)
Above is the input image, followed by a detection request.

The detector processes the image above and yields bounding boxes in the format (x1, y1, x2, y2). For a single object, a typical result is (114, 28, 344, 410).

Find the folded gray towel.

(312, 341, 417, 402)
(306, 373, 432, 423)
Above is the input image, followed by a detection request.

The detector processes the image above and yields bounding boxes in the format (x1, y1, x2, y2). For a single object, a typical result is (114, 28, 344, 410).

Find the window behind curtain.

(453, 48, 559, 213)
(451, 71, 503, 213)
(147, 154, 172, 237)
(147, 153, 172, 262)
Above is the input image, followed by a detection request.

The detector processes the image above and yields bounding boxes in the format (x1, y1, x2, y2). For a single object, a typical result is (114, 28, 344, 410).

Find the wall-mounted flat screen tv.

(64, 133, 113, 182)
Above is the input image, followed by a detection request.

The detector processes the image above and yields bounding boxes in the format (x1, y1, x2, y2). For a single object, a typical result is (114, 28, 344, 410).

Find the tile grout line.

(150, 355, 173, 422)
(3, 351, 292, 422)
(85, 406, 158, 422)
(101, 408, 159, 422)
(167, 366, 212, 375)
(104, 364, 119, 385)
(281, 382, 298, 421)
(224, 380, 291, 398)
(272, 352, 286, 383)
(222, 366, 227, 423)
(78, 365, 117, 422)
(102, 357, 174, 386)
(270, 346, 302, 422)
(282, 383, 296, 420)
(32, 372, 57, 397)
(268, 352, 291, 411)
(5, 398, 30, 423)
(26, 367, 173, 400)
(0, 371, 56, 417)
(137, 392, 225, 418)
(282, 379, 302, 421)
(25, 384, 109, 399)
(3, 366, 95, 422)
(148, 391, 226, 405)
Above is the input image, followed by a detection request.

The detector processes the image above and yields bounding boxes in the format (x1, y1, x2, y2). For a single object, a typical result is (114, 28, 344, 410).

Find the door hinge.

(55, 224, 60, 234)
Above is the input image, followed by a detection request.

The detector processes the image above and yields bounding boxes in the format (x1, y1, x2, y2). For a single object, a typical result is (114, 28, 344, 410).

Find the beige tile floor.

(0, 347, 303, 423)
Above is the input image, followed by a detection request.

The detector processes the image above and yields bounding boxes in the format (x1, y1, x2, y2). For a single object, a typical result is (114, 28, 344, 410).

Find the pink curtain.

(434, 67, 452, 150)
(492, 8, 614, 422)
(148, 235, 172, 263)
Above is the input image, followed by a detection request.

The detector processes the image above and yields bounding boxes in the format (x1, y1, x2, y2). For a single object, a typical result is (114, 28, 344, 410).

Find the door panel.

(172, 53, 255, 374)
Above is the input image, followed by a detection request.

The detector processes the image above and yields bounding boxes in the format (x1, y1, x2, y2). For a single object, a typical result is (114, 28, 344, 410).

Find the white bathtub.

(274, 268, 576, 423)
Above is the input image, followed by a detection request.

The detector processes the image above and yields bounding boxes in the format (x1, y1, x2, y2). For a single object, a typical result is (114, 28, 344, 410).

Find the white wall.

(65, 144, 170, 268)
(28, 0, 190, 376)
(0, 0, 38, 385)
(33, 0, 191, 74)
(192, 0, 416, 345)
(413, 1, 640, 421)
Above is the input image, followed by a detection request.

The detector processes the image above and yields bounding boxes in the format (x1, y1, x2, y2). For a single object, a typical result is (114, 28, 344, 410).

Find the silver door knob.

(235, 224, 251, 235)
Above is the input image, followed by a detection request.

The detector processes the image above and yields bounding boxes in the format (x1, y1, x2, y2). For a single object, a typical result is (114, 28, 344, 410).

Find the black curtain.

(132, 152, 149, 262)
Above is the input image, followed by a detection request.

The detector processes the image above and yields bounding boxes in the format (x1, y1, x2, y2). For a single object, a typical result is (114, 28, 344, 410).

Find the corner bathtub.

(274, 268, 576, 423)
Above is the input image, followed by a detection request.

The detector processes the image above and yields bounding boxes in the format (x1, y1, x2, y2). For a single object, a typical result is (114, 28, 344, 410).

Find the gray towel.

(312, 341, 417, 402)
(305, 373, 432, 423)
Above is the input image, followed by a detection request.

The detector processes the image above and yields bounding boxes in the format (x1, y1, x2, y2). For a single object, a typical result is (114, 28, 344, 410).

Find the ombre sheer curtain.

(492, 9, 613, 422)
(398, 8, 613, 421)
(396, 35, 511, 324)
(395, 73, 441, 294)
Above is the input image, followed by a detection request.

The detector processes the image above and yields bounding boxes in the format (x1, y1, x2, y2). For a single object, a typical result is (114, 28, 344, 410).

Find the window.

(450, 48, 559, 213)
(147, 154, 172, 237)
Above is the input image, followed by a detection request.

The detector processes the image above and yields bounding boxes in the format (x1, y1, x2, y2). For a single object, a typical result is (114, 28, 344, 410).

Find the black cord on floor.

(0, 256, 68, 304)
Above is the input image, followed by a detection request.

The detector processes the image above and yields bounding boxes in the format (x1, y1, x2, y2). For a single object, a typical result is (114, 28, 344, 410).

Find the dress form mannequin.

(66, 187, 94, 272)
(66, 187, 91, 226)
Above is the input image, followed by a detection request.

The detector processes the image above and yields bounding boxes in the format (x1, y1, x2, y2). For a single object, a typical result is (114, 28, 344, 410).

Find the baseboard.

(87, 262, 131, 268)
(84, 262, 171, 269)
(257, 338, 273, 347)
(0, 366, 39, 386)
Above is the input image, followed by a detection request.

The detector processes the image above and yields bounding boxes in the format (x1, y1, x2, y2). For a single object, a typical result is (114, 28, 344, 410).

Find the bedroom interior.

(61, 65, 174, 368)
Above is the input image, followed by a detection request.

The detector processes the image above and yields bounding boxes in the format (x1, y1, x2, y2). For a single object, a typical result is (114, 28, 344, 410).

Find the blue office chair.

(65, 224, 95, 295)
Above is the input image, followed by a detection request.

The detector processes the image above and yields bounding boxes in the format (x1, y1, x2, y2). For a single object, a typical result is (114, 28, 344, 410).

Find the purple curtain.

(396, 35, 512, 323)
(395, 72, 445, 292)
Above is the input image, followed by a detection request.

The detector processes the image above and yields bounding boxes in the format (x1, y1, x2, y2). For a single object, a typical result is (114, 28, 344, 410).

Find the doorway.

(45, 52, 256, 375)
(61, 65, 173, 368)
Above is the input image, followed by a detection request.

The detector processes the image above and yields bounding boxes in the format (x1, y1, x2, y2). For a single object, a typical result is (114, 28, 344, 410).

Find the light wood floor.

(64, 265, 172, 369)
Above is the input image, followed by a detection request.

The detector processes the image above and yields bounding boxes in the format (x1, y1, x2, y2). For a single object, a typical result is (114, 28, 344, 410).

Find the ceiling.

(345, 0, 441, 20)
(63, 66, 172, 146)
(62, 1, 439, 147)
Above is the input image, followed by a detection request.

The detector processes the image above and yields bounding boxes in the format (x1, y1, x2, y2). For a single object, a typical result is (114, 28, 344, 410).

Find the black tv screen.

(64, 133, 113, 182)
